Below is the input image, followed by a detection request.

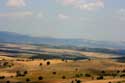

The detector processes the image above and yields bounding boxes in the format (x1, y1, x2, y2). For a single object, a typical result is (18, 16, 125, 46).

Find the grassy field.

(0, 43, 125, 83)
(0, 56, 125, 83)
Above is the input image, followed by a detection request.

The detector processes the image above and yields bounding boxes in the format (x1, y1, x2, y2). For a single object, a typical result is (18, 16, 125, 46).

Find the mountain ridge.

(0, 31, 125, 49)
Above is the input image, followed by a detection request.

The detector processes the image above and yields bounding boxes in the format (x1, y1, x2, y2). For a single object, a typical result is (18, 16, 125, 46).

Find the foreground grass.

(0, 56, 125, 83)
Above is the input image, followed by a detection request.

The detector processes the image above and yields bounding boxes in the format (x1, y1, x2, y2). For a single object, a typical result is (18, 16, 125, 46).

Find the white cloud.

(78, 0, 104, 10)
(116, 9, 125, 21)
(6, 0, 27, 8)
(36, 12, 44, 18)
(58, 14, 69, 20)
(57, 0, 104, 11)
(0, 11, 32, 17)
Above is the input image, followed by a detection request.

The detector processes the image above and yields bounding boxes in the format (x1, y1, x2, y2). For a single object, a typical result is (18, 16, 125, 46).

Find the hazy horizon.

(0, 0, 125, 42)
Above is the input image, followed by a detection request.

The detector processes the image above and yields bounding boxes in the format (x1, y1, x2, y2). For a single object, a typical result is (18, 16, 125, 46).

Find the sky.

(0, 0, 125, 41)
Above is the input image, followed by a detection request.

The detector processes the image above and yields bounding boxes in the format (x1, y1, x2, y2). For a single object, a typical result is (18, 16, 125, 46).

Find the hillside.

(0, 31, 125, 49)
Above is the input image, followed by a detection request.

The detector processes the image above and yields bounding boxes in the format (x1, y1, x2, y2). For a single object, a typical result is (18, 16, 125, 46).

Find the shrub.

(0, 76, 5, 79)
(75, 73, 83, 78)
(26, 78, 30, 82)
(76, 80, 82, 83)
(96, 76, 104, 80)
(62, 76, 66, 79)
(120, 74, 125, 77)
(6, 81, 10, 83)
(38, 76, 43, 80)
(39, 63, 42, 66)
(101, 70, 105, 74)
(46, 61, 50, 66)
(52, 72, 56, 75)
(85, 74, 91, 77)
(24, 71, 28, 75)
(122, 69, 125, 73)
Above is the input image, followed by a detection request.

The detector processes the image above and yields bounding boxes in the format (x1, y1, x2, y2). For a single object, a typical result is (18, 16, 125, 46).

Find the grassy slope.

(0, 55, 125, 83)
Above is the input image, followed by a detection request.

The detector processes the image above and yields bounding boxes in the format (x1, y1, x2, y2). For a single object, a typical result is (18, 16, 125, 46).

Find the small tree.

(6, 81, 10, 83)
(26, 78, 30, 82)
(75, 68, 78, 72)
(24, 70, 28, 75)
(39, 63, 42, 66)
(71, 80, 74, 83)
(116, 70, 120, 73)
(96, 75, 104, 80)
(76, 80, 82, 83)
(85, 73, 91, 77)
(0, 76, 5, 79)
(38, 76, 43, 80)
(101, 70, 105, 74)
(52, 72, 56, 75)
(46, 61, 50, 66)
(122, 69, 125, 73)
(62, 76, 66, 79)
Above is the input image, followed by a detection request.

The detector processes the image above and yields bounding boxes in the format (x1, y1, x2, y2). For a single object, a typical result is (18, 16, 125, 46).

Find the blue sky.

(0, 0, 125, 41)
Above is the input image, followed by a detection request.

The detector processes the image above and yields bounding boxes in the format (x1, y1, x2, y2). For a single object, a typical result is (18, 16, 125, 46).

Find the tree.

(116, 70, 120, 73)
(24, 70, 28, 75)
(101, 70, 105, 74)
(71, 80, 74, 83)
(85, 73, 91, 77)
(75, 68, 78, 72)
(76, 80, 82, 83)
(0, 76, 5, 79)
(46, 61, 50, 66)
(6, 81, 10, 83)
(38, 76, 43, 80)
(26, 78, 30, 82)
(62, 76, 66, 79)
(16, 71, 21, 77)
(122, 69, 125, 73)
(96, 76, 104, 80)
(52, 72, 56, 75)
(39, 63, 42, 66)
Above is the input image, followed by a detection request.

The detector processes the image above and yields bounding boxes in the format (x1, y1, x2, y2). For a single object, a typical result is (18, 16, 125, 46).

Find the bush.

(46, 61, 50, 66)
(39, 63, 42, 66)
(62, 76, 66, 79)
(122, 69, 125, 73)
(52, 72, 56, 75)
(85, 74, 91, 77)
(96, 76, 104, 80)
(24, 71, 28, 75)
(101, 70, 105, 74)
(120, 74, 125, 77)
(6, 81, 10, 83)
(0, 76, 5, 79)
(26, 78, 30, 82)
(75, 73, 83, 78)
(76, 80, 82, 83)
(38, 76, 43, 80)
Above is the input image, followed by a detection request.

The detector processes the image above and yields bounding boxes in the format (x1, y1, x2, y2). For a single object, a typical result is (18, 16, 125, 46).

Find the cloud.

(0, 11, 32, 17)
(6, 0, 27, 8)
(58, 14, 69, 20)
(36, 12, 44, 19)
(57, 0, 104, 11)
(116, 9, 125, 21)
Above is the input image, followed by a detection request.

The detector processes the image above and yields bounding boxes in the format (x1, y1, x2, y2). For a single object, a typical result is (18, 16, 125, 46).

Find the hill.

(0, 31, 125, 49)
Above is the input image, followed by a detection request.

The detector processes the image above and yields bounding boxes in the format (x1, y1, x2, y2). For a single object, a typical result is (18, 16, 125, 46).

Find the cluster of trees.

(71, 79, 82, 83)
(0, 61, 14, 68)
(16, 70, 28, 77)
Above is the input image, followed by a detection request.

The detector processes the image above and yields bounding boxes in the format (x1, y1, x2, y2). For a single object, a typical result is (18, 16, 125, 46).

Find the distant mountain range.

(0, 31, 125, 49)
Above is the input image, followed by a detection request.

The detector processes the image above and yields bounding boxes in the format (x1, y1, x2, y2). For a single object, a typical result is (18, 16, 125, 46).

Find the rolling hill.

(0, 31, 125, 49)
